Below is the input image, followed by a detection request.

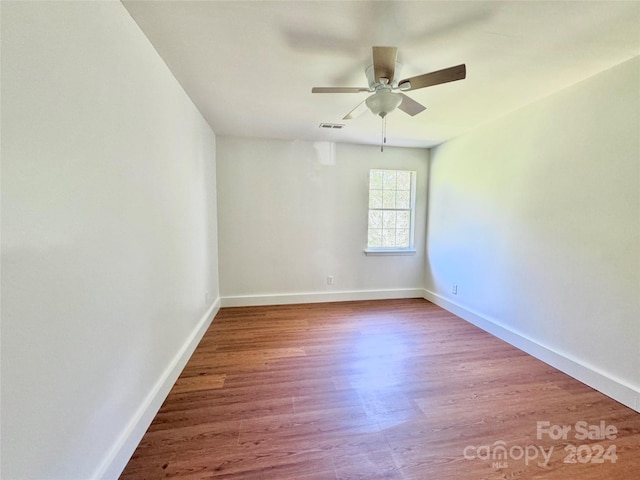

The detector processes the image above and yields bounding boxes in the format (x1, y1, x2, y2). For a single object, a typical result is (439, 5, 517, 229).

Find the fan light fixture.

(365, 90, 402, 118)
(365, 90, 403, 151)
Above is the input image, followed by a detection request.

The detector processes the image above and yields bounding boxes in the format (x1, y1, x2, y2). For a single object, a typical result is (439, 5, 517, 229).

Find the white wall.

(425, 56, 640, 410)
(1, 2, 219, 478)
(217, 138, 428, 305)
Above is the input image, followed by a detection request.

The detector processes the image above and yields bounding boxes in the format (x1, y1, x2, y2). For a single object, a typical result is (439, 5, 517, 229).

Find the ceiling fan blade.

(312, 87, 370, 93)
(343, 100, 369, 120)
(399, 64, 466, 91)
(372, 46, 397, 84)
(397, 94, 426, 116)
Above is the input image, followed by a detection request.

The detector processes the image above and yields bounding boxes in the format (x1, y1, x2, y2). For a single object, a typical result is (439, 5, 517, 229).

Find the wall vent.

(319, 123, 345, 129)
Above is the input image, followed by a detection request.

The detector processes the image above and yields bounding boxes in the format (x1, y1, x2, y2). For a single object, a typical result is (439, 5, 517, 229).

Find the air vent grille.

(319, 123, 345, 129)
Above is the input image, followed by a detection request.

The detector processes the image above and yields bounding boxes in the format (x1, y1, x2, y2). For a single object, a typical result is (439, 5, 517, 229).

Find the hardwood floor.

(120, 299, 639, 479)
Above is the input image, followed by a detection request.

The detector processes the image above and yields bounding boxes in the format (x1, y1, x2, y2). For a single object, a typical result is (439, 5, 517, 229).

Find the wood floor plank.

(120, 299, 639, 479)
(170, 374, 228, 394)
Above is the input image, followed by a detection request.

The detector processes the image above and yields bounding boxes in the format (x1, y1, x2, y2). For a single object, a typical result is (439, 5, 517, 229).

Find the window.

(366, 169, 416, 254)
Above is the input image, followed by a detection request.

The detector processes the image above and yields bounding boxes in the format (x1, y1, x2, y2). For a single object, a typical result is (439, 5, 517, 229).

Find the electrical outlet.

(452, 284, 458, 295)
(327, 275, 334, 285)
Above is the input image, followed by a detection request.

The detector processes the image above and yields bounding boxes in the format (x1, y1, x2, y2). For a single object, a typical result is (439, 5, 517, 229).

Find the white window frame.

(365, 169, 417, 256)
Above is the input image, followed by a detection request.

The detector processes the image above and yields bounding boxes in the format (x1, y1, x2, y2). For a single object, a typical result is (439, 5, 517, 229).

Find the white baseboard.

(422, 289, 640, 413)
(221, 288, 425, 307)
(94, 298, 221, 479)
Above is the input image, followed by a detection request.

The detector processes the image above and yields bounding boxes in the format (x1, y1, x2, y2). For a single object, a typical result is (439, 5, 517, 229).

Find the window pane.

(382, 228, 396, 247)
(396, 229, 410, 247)
(382, 190, 395, 209)
(382, 211, 396, 229)
(396, 191, 410, 209)
(369, 189, 382, 208)
(368, 229, 382, 247)
(383, 170, 397, 190)
(397, 171, 411, 190)
(368, 210, 382, 228)
(370, 170, 383, 189)
(397, 211, 410, 229)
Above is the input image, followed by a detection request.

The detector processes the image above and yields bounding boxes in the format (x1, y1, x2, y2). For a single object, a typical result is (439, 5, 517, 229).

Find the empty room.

(1, 1, 639, 479)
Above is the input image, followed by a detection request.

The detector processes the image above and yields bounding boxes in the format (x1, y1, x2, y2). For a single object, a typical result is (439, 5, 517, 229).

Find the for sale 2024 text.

(537, 420, 618, 465)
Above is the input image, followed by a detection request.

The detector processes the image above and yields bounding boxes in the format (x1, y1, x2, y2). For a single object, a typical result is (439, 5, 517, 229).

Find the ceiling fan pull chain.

(380, 117, 384, 152)
(384, 116, 387, 144)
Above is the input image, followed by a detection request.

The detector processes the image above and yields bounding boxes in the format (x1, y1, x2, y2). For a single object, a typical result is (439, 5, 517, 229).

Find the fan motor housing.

(365, 62, 403, 90)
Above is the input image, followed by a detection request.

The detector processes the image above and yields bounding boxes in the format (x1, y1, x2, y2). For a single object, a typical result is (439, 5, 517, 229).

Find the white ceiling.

(122, 1, 640, 148)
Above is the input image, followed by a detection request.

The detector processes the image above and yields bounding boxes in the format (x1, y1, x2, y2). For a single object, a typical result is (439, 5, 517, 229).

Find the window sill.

(364, 249, 416, 256)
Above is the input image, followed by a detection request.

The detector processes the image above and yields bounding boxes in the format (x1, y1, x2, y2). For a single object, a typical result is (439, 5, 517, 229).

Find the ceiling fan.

(312, 46, 466, 149)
